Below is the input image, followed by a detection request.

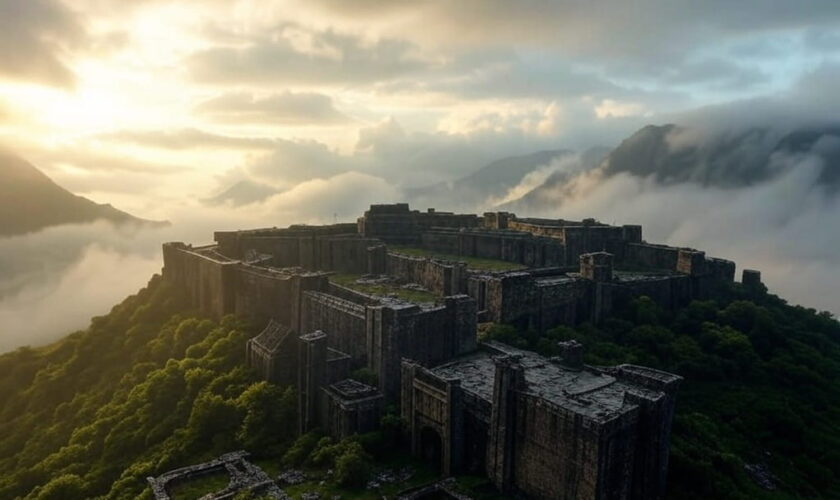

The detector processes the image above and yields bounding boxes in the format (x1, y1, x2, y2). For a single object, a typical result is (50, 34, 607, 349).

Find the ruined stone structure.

(161, 203, 755, 500)
(245, 319, 297, 385)
(402, 343, 681, 500)
(146, 450, 285, 500)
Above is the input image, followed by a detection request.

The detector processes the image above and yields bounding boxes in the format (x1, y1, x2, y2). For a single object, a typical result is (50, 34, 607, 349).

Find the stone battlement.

(159, 203, 756, 500)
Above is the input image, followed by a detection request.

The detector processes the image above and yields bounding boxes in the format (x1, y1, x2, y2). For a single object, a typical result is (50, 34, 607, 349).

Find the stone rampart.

(301, 291, 368, 364)
(370, 296, 477, 400)
(386, 252, 467, 295)
(162, 243, 329, 329)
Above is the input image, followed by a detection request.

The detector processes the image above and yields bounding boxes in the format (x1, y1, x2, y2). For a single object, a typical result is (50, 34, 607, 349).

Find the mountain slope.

(0, 149, 163, 236)
(203, 178, 279, 207)
(1, 274, 838, 498)
(600, 123, 840, 189)
(405, 149, 575, 210)
(508, 123, 840, 214)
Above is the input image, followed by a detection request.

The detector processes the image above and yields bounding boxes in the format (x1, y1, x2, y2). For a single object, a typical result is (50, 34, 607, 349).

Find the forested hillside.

(1, 275, 838, 499)
(0, 276, 297, 499)
(485, 284, 840, 499)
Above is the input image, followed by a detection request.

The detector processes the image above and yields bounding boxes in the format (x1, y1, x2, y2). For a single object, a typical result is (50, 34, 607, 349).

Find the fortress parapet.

(160, 202, 758, 500)
(403, 342, 682, 499)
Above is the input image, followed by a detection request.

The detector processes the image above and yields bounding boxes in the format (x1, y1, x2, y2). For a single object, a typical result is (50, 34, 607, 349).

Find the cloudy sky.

(1, 0, 838, 219)
(1, 1, 840, 350)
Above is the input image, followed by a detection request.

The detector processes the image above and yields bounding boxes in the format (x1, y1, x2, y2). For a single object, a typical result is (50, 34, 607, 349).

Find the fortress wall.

(416, 212, 481, 230)
(318, 237, 380, 274)
(482, 272, 592, 331)
(611, 366, 682, 500)
(513, 394, 603, 500)
(467, 275, 489, 313)
(326, 348, 353, 383)
(233, 265, 295, 327)
(370, 296, 477, 400)
(326, 282, 381, 306)
(707, 258, 736, 282)
(535, 280, 591, 331)
(217, 233, 382, 274)
(163, 242, 331, 326)
(214, 231, 240, 257)
(561, 226, 625, 266)
(301, 291, 368, 364)
(162, 243, 236, 318)
(359, 204, 480, 243)
(507, 220, 567, 241)
(421, 229, 568, 268)
(624, 243, 681, 271)
(386, 253, 467, 295)
(420, 230, 461, 254)
(485, 273, 537, 325)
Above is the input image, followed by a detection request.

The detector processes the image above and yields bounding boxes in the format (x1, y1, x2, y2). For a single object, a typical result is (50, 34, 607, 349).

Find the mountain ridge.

(0, 149, 166, 236)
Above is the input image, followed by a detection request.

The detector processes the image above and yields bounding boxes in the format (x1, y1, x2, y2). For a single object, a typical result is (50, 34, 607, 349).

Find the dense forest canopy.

(0, 275, 838, 499)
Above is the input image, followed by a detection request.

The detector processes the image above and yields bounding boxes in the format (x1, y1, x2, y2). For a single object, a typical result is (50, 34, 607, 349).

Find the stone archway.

(419, 426, 444, 474)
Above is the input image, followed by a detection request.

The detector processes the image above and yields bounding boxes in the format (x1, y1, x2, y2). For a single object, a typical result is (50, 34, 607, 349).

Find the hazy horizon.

(1, 0, 840, 352)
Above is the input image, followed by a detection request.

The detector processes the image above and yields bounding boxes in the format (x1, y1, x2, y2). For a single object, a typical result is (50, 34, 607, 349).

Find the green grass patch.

(331, 273, 438, 303)
(277, 454, 439, 499)
(169, 471, 231, 499)
(388, 246, 527, 271)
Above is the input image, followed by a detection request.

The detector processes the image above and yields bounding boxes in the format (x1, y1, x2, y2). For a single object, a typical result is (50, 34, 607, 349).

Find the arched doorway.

(419, 426, 443, 474)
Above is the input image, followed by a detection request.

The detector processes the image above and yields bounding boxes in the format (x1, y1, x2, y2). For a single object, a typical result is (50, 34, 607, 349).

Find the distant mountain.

(601, 123, 840, 189)
(203, 179, 278, 207)
(0, 149, 165, 236)
(405, 149, 576, 210)
(497, 146, 610, 212)
(507, 123, 840, 213)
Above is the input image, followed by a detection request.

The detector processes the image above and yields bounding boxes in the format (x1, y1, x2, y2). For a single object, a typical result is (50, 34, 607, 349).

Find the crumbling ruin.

(146, 450, 286, 500)
(160, 203, 759, 500)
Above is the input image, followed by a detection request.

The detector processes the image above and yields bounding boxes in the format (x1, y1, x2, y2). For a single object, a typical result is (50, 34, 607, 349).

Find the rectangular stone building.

(401, 342, 681, 500)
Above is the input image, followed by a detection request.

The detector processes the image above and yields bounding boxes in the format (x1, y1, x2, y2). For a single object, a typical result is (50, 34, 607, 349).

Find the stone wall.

(606, 365, 682, 500)
(400, 362, 465, 476)
(214, 226, 379, 274)
(480, 271, 591, 330)
(386, 252, 467, 295)
(623, 243, 681, 271)
(358, 203, 480, 243)
(234, 264, 295, 326)
(323, 379, 384, 440)
(325, 282, 381, 306)
(301, 291, 368, 365)
(162, 243, 237, 318)
(512, 395, 609, 500)
(370, 296, 477, 400)
(420, 228, 565, 268)
(162, 242, 329, 330)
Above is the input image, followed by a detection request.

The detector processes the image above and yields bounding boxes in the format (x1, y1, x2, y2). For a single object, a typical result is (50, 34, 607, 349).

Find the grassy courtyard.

(388, 246, 527, 271)
(330, 273, 438, 303)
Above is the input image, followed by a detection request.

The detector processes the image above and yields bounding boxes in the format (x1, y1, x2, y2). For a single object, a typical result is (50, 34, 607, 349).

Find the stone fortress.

(161, 203, 761, 500)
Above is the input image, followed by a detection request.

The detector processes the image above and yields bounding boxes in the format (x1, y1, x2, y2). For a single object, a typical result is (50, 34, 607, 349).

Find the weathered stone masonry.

(161, 203, 759, 500)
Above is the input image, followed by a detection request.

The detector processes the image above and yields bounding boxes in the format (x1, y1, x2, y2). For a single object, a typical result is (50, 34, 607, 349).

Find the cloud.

(490, 154, 588, 206)
(305, 0, 840, 63)
(262, 171, 400, 222)
(195, 91, 351, 125)
(245, 138, 349, 188)
(0, 0, 84, 87)
(187, 24, 432, 86)
(299, 0, 840, 103)
(0, 203, 306, 353)
(508, 150, 840, 316)
(99, 128, 277, 150)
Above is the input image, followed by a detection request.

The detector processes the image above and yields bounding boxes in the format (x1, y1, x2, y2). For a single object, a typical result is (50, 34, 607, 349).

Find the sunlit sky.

(1, 0, 839, 220)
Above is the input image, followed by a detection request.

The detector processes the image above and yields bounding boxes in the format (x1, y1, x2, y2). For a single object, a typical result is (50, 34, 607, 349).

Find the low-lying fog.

(2, 170, 838, 354)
